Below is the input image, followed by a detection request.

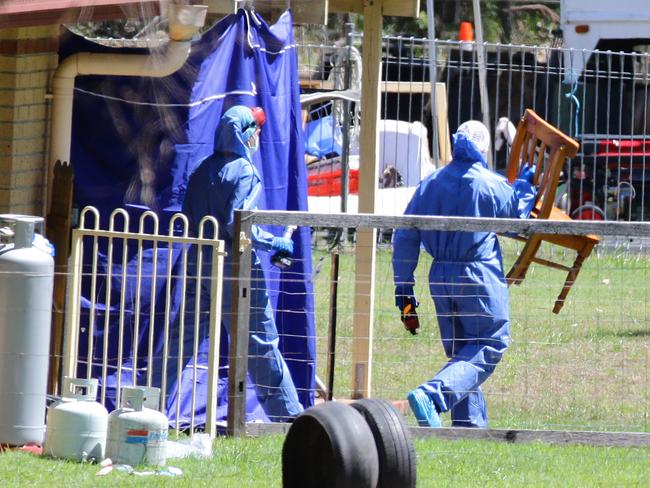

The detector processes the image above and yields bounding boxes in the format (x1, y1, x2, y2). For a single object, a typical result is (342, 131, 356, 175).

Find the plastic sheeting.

(63, 9, 315, 425)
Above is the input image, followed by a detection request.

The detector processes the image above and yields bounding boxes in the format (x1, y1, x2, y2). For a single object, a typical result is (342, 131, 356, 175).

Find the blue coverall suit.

(392, 133, 535, 427)
(181, 106, 303, 422)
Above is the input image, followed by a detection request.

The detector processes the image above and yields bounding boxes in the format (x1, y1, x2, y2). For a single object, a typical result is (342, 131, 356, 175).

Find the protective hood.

(452, 132, 488, 168)
(213, 105, 256, 163)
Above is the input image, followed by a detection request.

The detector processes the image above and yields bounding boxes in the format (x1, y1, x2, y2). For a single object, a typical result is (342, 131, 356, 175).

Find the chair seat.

(533, 206, 599, 252)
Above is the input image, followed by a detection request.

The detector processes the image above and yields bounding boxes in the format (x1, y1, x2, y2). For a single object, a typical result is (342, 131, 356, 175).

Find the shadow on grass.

(598, 328, 650, 339)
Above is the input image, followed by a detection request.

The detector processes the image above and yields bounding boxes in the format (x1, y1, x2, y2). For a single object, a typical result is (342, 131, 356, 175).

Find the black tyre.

(351, 398, 417, 488)
(282, 401, 379, 488)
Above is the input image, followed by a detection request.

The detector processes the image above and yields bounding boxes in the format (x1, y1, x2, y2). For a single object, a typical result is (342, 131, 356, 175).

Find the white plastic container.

(0, 215, 54, 445)
(44, 377, 108, 461)
(106, 387, 168, 466)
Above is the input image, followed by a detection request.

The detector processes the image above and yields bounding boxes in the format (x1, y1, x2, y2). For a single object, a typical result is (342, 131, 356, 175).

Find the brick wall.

(0, 25, 59, 216)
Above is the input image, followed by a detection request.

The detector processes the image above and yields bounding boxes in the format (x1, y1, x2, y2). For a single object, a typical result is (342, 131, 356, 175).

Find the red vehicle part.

(307, 169, 359, 197)
(595, 139, 650, 174)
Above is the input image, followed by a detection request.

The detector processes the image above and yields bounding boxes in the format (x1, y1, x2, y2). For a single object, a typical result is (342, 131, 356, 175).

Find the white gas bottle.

(44, 377, 108, 461)
(0, 215, 54, 445)
(106, 387, 168, 466)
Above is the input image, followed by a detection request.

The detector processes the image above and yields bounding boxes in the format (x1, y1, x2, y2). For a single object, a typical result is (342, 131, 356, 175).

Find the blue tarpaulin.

(63, 9, 315, 425)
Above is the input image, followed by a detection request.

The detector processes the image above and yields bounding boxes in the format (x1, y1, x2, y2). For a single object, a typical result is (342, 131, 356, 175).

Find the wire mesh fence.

(297, 34, 650, 221)
(232, 210, 650, 437)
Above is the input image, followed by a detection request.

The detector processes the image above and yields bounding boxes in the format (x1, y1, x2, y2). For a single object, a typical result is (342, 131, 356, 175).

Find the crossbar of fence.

(234, 209, 650, 237)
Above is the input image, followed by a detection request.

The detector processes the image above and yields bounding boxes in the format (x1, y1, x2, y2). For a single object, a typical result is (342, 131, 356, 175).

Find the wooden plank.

(207, 0, 327, 25)
(231, 209, 646, 238)
(205, 0, 236, 15)
(244, 422, 650, 448)
(46, 160, 74, 396)
(434, 82, 452, 165)
(410, 427, 650, 448)
(291, 0, 328, 25)
(245, 422, 650, 448)
(330, 0, 420, 18)
(350, 0, 382, 400)
(383, 0, 420, 18)
(382, 81, 430, 94)
(329, 0, 362, 14)
(226, 211, 254, 437)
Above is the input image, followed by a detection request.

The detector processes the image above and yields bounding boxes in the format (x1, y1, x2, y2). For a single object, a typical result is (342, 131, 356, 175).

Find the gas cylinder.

(0, 215, 54, 445)
(106, 387, 169, 466)
(44, 377, 108, 461)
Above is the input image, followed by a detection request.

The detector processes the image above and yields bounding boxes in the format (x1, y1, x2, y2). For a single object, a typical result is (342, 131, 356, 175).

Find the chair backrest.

(506, 109, 580, 219)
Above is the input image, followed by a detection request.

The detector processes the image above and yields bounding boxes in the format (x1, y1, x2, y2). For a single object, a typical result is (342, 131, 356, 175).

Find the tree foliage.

(67, 1, 560, 47)
(328, 1, 560, 46)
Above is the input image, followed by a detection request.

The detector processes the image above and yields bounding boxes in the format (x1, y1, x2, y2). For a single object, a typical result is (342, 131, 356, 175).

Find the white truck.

(558, 0, 650, 220)
(561, 0, 650, 82)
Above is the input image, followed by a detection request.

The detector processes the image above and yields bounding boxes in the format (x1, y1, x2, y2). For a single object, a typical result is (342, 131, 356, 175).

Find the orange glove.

(400, 297, 420, 335)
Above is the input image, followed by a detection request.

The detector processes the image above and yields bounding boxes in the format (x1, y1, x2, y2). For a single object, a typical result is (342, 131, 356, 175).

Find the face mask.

(247, 132, 259, 155)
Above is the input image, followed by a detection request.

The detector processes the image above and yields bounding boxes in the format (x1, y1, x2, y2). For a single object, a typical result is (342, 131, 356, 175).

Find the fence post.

(227, 210, 253, 437)
(351, 1, 383, 399)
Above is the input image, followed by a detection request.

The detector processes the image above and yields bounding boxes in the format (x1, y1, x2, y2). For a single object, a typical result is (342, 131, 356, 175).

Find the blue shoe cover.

(408, 388, 441, 427)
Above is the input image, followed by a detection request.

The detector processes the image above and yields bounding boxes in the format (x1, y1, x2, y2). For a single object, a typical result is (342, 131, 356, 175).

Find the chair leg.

(507, 238, 542, 286)
(553, 253, 586, 314)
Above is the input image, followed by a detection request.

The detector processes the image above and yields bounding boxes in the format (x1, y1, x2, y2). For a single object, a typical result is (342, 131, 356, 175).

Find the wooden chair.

(504, 109, 599, 314)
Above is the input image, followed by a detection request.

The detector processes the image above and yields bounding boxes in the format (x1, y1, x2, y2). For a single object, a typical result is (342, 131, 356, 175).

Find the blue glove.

(271, 236, 294, 256)
(519, 164, 536, 185)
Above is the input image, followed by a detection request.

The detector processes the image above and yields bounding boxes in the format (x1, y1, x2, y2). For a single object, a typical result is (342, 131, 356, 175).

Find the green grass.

(2, 435, 649, 486)
(2, 238, 648, 484)
(310, 239, 650, 432)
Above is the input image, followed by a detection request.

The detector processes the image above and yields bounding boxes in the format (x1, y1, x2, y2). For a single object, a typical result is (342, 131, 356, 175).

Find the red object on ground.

(0, 443, 42, 455)
(20, 444, 43, 455)
(307, 169, 359, 197)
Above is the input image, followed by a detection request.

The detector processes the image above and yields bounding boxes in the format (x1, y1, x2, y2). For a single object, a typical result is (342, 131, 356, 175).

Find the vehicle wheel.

(351, 398, 416, 488)
(282, 401, 379, 488)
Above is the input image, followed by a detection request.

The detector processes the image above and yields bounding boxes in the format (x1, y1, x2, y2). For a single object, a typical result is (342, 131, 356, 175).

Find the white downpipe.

(49, 4, 207, 166)
(49, 41, 192, 165)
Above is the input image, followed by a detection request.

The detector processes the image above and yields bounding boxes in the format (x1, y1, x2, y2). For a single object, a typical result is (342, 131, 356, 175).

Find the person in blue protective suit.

(392, 120, 536, 428)
(180, 105, 303, 422)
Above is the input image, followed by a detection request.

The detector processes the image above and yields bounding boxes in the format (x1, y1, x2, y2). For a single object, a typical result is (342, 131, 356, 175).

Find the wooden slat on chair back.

(505, 109, 580, 219)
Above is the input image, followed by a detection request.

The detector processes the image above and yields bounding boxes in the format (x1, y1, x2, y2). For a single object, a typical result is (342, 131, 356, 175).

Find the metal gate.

(62, 206, 225, 436)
